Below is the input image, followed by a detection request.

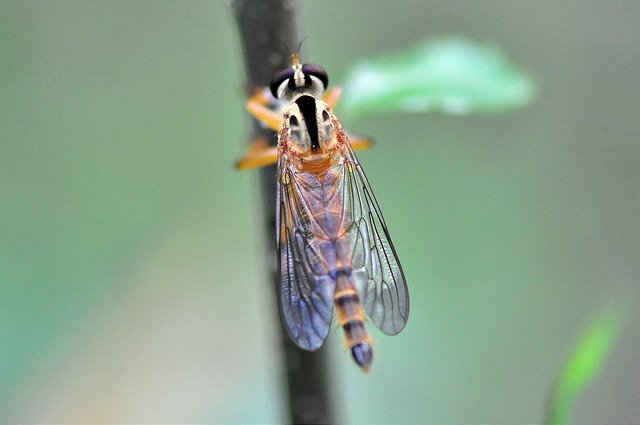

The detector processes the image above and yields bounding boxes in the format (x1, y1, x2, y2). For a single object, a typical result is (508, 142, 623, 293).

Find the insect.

(236, 53, 409, 371)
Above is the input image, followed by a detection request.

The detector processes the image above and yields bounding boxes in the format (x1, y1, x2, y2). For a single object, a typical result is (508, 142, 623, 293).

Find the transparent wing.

(340, 137, 410, 335)
(276, 156, 335, 351)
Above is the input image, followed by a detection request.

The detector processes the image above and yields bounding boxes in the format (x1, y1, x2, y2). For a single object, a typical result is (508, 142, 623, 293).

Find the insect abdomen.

(334, 275, 373, 371)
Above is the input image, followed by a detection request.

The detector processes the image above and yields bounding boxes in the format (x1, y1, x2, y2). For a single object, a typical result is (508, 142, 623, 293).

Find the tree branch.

(230, 1, 335, 423)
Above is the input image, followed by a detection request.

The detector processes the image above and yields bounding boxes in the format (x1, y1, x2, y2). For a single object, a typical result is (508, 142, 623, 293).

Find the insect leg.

(349, 135, 373, 151)
(246, 89, 281, 131)
(247, 87, 273, 106)
(323, 85, 343, 110)
(235, 136, 278, 170)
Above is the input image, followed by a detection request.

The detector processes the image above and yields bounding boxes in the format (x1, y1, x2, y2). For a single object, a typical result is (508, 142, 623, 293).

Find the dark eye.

(302, 63, 329, 89)
(270, 67, 295, 98)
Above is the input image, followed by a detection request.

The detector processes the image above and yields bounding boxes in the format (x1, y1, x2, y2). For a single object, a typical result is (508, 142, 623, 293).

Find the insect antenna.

(283, 36, 308, 66)
(294, 36, 308, 56)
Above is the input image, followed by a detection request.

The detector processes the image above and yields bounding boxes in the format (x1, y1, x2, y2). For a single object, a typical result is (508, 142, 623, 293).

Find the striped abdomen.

(334, 273, 373, 372)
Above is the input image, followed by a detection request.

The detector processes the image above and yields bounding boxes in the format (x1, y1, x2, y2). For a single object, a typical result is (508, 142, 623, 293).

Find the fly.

(237, 53, 410, 371)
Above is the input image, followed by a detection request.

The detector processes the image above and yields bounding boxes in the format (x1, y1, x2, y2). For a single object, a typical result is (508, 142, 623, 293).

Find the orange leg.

(249, 88, 273, 106)
(237, 89, 281, 170)
(323, 86, 343, 110)
(246, 89, 281, 131)
(349, 135, 373, 151)
(235, 137, 278, 170)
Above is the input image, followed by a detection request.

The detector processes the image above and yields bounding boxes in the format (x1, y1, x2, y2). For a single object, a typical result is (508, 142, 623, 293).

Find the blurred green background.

(1, 1, 638, 422)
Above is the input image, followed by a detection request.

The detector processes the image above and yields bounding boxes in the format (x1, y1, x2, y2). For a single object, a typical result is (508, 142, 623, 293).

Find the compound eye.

(302, 63, 329, 89)
(270, 67, 295, 98)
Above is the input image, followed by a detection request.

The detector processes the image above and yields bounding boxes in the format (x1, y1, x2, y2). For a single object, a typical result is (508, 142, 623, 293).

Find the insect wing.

(341, 140, 410, 335)
(276, 156, 335, 351)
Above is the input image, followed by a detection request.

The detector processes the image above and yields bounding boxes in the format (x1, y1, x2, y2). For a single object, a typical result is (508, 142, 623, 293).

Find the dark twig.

(230, 1, 335, 423)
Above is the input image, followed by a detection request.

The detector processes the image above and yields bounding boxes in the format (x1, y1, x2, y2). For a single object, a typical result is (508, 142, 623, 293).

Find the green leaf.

(547, 307, 623, 424)
(341, 37, 537, 117)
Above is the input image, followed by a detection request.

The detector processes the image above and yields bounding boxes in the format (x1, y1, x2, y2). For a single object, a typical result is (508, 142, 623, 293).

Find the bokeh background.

(1, 1, 638, 422)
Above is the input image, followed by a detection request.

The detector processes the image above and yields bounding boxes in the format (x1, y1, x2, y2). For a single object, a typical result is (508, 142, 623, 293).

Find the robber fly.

(236, 53, 409, 371)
